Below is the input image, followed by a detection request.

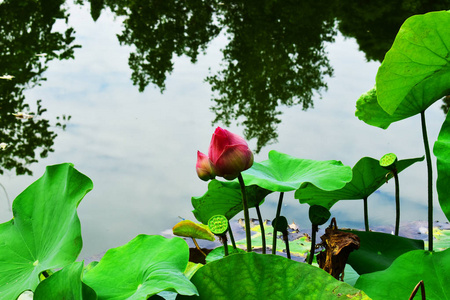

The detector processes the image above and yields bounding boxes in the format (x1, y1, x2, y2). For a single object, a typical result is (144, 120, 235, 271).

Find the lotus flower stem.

(227, 221, 237, 249)
(255, 204, 266, 254)
(393, 169, 400, 236)
(363, 197, 369, 232)
(272, 192, 284, 254)
(237, 173, 252, 252)
(421, 110, 433, 251)
(308, 224, 318, 265)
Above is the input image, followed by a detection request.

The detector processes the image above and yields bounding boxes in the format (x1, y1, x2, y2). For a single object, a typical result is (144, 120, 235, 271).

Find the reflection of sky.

(0, 4, 446, 258)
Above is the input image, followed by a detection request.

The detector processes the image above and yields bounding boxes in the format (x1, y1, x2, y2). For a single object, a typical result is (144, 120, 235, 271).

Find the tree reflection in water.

(0, 0, 79, 174)
(3, 0, 448, 176)
(92, 0, 449, 152)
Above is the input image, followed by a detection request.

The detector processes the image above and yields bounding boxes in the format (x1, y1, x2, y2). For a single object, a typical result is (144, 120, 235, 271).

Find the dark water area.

(0, 0, 449, 259)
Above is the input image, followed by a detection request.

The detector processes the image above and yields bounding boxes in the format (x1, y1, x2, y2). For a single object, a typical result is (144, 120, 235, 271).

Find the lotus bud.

(196, 151, 215, 181)
(208, 127, 253, 180)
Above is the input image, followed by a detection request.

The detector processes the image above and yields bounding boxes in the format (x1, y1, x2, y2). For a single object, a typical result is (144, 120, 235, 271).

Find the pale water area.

(0, 3, 446, 259)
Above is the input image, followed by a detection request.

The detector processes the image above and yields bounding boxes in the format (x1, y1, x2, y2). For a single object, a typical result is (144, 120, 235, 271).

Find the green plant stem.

(393, 169, 400, 236)
(409, 280, 426, 300)
(237, 173, 252, 252)
(363, 197, 369, 232)
(192, 238, 207, 257)
(220, 235, 229, 256)
(421, 110, 433, 251)
(227, 221, 237, 249)
(282, 231, 291, 259)
(308, 224, 318, 265)
(255, 204, 266, 254)
(272, 192, 284, 255)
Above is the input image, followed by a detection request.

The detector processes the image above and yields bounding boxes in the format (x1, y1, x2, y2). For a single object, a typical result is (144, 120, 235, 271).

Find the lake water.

(0, 2, 447, 259)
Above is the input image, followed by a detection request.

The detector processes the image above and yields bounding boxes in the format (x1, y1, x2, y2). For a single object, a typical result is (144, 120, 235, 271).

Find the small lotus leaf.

(355, 87, 414, 129)
(34, 262, 97, 299)
(205, 246, 245, 263)
(355, 248, 450, 300)
(192, 180, 271, 224)
(241, 150, 352, 192)
(82, 235, 198, 300)
(433, 110, 450, 223)
(178, 252, 370, 299)
(172, 220, 215, 241)
(345, 230, 424, 275)
(0, 163, 93, 299)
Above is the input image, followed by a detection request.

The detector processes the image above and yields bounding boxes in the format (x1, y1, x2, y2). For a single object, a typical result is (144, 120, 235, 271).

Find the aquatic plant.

(1, 10, 450, 300)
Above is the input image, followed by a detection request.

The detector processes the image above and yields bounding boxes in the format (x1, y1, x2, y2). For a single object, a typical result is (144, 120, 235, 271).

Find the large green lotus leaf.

(178, 252, 370, 299)
(355, 248, 450, 300)
(345, 230, 424, 275)
(83, 235, 198, 300)
(241, 150, 352, 193)
(34, 261, 97, 299)
(295, 156, 424, 208)
(433, 110, 450, 223)
(355, 87, 421, 129)
(192, 180, 271, 224)
(0, 163, 93, 300)
(376, 11, 450, 115)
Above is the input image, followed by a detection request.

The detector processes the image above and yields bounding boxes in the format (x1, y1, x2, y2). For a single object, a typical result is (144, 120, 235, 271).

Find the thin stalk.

(237, 173, 252, 252)
(308, 224, 318, 265)
(227, 221, 237, 249)
(393, 170, 400, 236)
(409, 280, 426, 300)
(191, 238, 207, 257)
(255, 204, 266, 254)
(421, 111, 433, 251)
(220, 235, 229, 256)
(282, 231, 291, 259)
(272, 192, 285, 254)
(363, 197, 369, 232)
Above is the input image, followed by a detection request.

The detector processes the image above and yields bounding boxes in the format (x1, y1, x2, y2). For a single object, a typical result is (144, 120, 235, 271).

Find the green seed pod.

(272, 216, 288, 233)
(380, 153, 398, 171)
(208, 215, 229, 235)
(309, 205, 331, 226)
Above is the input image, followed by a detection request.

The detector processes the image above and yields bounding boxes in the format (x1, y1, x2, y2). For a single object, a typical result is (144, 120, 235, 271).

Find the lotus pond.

(1, 2, 450, 300)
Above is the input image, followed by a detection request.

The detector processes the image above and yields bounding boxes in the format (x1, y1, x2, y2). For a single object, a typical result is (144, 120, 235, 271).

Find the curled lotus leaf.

(172, 220, 215, 241)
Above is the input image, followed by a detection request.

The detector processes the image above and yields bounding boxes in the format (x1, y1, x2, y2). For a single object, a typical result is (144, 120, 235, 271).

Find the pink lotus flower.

(196, 151, 215, 181)
(207, 127, 253, 180)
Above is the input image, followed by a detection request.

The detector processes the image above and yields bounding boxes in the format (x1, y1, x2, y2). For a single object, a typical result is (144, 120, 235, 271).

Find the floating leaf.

(178, 252, 370, 299)
(376, 11, 450, 115)
(295, 156, 424, 208)
(34, 262, 96, 300)
(0, 163, 93, 299)
(192, 180, 271, 224)
(83, 235, 198, 300)
(355, 248, 450, 300)
(345, 230, 424, 275)
(172, 220, 215, 241)
(433, 227, 450, 251)
(241, 150, 352, 192)
(434, 110, 450, 223)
